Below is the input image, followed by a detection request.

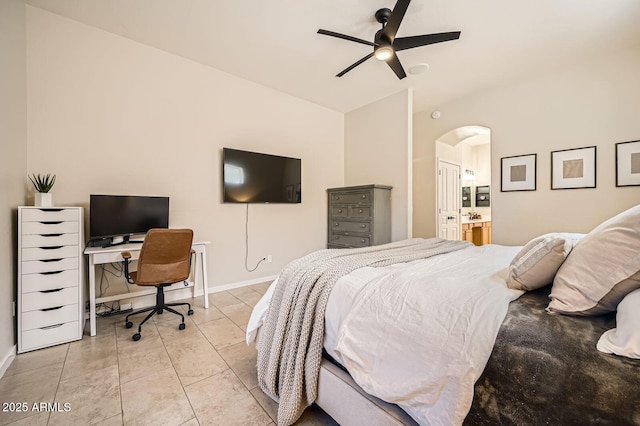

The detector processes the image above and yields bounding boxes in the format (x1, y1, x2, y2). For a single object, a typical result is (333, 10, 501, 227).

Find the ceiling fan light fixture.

(374, 45, 394, 61)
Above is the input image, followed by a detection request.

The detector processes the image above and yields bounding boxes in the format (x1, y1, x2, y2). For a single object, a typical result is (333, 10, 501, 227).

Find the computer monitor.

(89, 194, 169, 247)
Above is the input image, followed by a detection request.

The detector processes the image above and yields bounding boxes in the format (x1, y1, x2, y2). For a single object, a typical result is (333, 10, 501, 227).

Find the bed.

(247, 205, 640, 426)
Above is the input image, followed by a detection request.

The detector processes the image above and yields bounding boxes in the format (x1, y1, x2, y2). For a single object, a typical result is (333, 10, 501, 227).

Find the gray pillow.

(548, 204, 640, 315)
(507, 233, 584, 291)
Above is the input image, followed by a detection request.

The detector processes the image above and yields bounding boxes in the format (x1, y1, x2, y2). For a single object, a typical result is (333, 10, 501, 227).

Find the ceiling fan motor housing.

(375, 8, 392, 24)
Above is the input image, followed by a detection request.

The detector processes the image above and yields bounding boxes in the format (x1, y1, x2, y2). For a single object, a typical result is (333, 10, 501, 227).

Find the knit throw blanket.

(256, 237, 471, 425)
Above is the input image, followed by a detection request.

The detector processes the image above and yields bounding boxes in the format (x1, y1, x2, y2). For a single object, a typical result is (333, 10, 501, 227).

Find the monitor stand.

(89, 235, 130, 248)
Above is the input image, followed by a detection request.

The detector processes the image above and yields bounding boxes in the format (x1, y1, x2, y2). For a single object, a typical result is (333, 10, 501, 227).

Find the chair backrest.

(135, 228, 194, 286)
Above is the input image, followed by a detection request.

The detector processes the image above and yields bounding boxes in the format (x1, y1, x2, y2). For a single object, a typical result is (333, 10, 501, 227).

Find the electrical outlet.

(266, 255, 272, 263)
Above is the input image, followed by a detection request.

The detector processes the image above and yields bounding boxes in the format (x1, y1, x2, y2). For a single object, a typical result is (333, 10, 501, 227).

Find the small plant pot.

(34, 192, 53, 207)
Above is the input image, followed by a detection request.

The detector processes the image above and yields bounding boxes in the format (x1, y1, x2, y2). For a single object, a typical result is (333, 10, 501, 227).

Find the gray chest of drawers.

(18, 207, 85, 353)
(327, 185, 392, 249)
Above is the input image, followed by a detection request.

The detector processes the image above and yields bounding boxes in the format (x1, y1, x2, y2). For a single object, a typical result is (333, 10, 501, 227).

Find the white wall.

(26, 7, 344, 293)
(414, 45, 640, 245)
(0, 0, 28, 371)
(345, 90, 413, 241)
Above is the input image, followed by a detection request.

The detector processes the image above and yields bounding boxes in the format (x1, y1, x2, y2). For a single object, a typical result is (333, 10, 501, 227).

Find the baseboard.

(0, 344, 17, 378)
(205, 275, 278, 295)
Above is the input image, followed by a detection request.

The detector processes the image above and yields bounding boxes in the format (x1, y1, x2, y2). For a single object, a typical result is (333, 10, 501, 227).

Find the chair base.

(125, 285, 194, 341)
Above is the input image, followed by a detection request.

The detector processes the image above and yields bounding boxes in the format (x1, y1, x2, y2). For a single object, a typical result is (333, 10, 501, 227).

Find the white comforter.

(247, 244, 523, 426)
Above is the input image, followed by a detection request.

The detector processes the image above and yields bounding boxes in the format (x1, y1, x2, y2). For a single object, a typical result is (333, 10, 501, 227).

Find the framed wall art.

(551, 146, 596, 190)
(615, 140, 640, 187)
(501, 154, 537, 192)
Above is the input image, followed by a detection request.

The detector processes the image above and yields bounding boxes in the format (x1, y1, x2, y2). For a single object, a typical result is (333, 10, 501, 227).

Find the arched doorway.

(435, 125, 491, 241)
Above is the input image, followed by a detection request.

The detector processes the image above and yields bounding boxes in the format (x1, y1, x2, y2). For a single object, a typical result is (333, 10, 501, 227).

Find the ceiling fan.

(317, 0, 461, 80)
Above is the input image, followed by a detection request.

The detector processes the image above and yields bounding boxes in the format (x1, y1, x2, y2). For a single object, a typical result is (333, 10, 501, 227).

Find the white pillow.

(507, 233, 584, 291)
(596, 288, 640, 359)
(548, 204, 640, 315)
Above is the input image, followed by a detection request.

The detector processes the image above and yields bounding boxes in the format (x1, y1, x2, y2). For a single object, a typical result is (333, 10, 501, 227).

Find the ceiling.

(25, 0, 640, 114)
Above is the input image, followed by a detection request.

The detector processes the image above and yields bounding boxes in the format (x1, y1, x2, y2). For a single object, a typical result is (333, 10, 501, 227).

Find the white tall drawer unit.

(18, 207, 85, 353)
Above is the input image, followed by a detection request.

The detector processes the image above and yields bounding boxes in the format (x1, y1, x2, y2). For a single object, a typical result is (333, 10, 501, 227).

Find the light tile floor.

(0, 283, 339, 426)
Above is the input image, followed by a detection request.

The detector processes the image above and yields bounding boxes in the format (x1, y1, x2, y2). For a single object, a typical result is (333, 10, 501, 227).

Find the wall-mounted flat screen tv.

(89, 194, 169, 246)
(223, 148, 301, 203)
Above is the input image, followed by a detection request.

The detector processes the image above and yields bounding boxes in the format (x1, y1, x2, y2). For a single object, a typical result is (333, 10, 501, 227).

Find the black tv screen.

(223, 148, 301, 203)
(89, 195, 169, 245)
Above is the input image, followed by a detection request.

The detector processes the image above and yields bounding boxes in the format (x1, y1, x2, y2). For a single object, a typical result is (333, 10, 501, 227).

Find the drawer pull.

(334, 223, 339, 226)
(40, 288, 64, 293)
(40, 258, 63, 263)
(338, 209, 343, 213)
(361, 239, 366, 243)
(41, 323, 64, 330)
(40, 270, 63, 275)
(41, 306, 63, 312)
(40, 234, 63, 237)
(39, 208, 64, 212)
(361, 224, 366, 228)
(358, 209, 363, 213)
(334, 236, 340, 240)
(39, 221, 63, 225)
(361, 195, 366, 199)
(40, 246, 63, 250)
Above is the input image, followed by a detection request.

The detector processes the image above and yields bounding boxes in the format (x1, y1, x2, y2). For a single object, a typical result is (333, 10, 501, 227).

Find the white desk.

(84, 241, 209, 336)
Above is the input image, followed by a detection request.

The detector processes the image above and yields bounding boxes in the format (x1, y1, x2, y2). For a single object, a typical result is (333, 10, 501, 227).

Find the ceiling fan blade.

(382, 0, 411, 43)
(318, 29, 376, 47)
(385, 53, 407, 80)
(393, 31, 461, 51)
(336, 52, 375, 77)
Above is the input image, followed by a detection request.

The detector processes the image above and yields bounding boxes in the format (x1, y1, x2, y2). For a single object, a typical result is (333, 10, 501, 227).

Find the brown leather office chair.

(121, 228, 195, 341)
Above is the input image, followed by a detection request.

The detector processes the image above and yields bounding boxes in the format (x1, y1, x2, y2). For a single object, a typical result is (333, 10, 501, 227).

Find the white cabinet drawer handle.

(39, 221, 63, 225)
(40, 246, 63, 250)
(39, 208, 64, 212)
(40, 258, 63, 263)
(41, 324, 63, 330)
(41, 306, 63, 312)
(40, 234, 63, 238)
(40, 270, 63, 275)
(40, 288, 63, 293)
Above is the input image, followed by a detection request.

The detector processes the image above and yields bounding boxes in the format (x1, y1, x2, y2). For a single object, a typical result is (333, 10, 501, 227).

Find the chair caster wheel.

(179, 323, 186, 330)
(187, 309, 194, 316)
(132, 333, 141, 341)
(126, 321, 133, 329)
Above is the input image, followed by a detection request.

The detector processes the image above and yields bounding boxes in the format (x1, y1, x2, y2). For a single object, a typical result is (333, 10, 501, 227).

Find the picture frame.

(501, 154, 537, 192)
(551, 146, 596, 190)
(615, 140, 640, 187)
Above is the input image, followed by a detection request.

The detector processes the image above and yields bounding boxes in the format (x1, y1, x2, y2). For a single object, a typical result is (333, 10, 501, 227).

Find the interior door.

(437, 160, 461, 240)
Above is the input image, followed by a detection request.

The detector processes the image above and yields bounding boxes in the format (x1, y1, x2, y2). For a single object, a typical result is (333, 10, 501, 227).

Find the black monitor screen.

(89, 195, 169, 244)
(223, 148, 301, 203)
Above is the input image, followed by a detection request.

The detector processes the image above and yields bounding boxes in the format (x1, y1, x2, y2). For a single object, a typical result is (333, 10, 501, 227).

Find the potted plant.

(29, 173, 56, 207)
